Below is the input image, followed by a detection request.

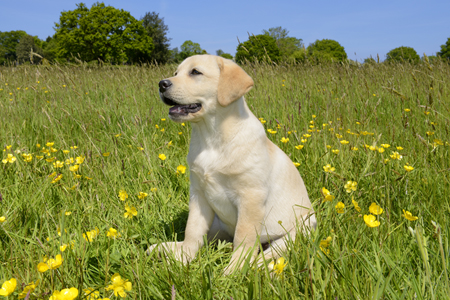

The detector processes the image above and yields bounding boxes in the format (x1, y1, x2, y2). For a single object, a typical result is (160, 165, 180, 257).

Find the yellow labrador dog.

(148, 55, 316, 273)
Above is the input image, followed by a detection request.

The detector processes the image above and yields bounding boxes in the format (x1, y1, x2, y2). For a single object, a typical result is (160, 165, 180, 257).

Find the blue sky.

(1, 0, 449, 61)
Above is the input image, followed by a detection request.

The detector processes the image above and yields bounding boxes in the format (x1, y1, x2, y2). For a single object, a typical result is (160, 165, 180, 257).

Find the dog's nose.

(159, 80, 172, 93)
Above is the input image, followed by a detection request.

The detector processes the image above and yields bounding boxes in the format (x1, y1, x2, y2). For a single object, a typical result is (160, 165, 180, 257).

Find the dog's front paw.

(147, 242, 194, 263)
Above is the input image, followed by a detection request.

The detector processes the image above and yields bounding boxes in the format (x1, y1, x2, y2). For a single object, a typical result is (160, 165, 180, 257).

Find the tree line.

(1, 2, 449, 65)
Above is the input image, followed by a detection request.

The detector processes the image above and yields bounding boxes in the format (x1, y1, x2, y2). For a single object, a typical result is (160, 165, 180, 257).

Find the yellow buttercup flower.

(335, 201, 345, 214)
(107, 227, 121, 239)
(293, 162, 300, 167)
(352, 197, 361, 212)
(390, 151, 402, 160)
(295, 145, 304, 150)
(37, 254, 63, 272)
(340, 140, 349, 145)
(281, 137, 289, 143)
(137, 192, 148, 199)
(321, 187, 335, 202)
(51, 174, 63, 184)
(69, 164, 79, 172)
(344, 181, 357, 193)
(2, 153, 16, 164)
(402, 210, 418, 221)
(323, 164, 335, 173)
(49, 288, 79, 300)
(105, 273, 132, 297)
(0, 278, 17, 297)
(332, 149, 339, 154)
(320, 236, 332, 254)
(83, 288, 99, 300)
(75, 156, 85, 164)
(364, 214, 380, 227)
(150, 188, 157, 193)
(0, 216, 6, 223)
(404, 164, 414, 172)
(124, 204, 138, 219)
(18, 280, 39, 299)
(158, 153, 166, 161)
(369, 203, 383, 215)
(118, 190, 128, 201)
(177, 165, 187, 174)
(53, 160, 64, 168)
(46, 142, 54, 147)
(83, 227, 100, 242)
(103, 152, 110, 157)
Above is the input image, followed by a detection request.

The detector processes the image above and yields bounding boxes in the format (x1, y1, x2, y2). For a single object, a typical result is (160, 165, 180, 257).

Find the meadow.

(0, 58, 449, 299)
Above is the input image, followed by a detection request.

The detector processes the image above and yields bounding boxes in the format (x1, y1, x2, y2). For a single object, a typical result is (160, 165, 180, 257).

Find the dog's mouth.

(162, 95, 202, 116)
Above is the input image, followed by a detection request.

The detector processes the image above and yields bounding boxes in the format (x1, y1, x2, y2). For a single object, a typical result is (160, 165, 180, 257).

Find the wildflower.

(46, 142, 54, 147)
(269, 257, 288, 275)
(340, 140, 349, 145)
(118, 190, 128, 201)
(332, 149, 339, 154)
(161, 118, 166, 121)
(352, 197, 361, 212)
(83, 227, 100, 242)
(404, 108, 411, 112)
(69, 165, 79, 172)
(0, 278, 16, 297)
(60, 244, 68, 252)
(369, 146, 376, 151)
(83, 288, 99, 300)
(53, 161, 64, 168)
(381, 144, 390, 148)
(107, 228, 121, 239)
(124, 204, 137, 219)
(50, 147, 58, 153)
(158, 154, 166, 161)
(404, 164, 414, 172)
(65, 211, 72, 216)
(36, 155, 44, 159)
(51, 174, 63, 184)
(402, 210, 418, 221)
(426, 131, 434, 136)
(424, 111, 430, 115)
(344, 181, 357, 193)
(138, 192, 148, 199)
(281, 137, 289, 143)
(105, 273, 132, 297)
(22, 153, 33, 162)
(37, 254, 63, 272)
(18, 280, 39, 299)
(150, 188, 157, 192)
(390, 151, 402, 160)
(75, 156, 85, 164)
(295, 145, 304, 150)
(115, 133, 122, 137)
(258, 118, 266, 124)
(167, 141, 173, 147)
(303, 134, 311, 138)
(351, 146, 358, 151)
(335, 134, 343, 139)
(301, 138, 307, 143)
(363, 214, 380, 227)
(384, 158, 390, 164)
(177, 165, 187, 174)
(267, 129, 277, 134)
(62, 150, 70, 154)
(103, 152, 110, 157)
(335, 202, 345, 213)
(320, 236, 332, 254)
(46, 157, 56, 163)
(293, 162, 300, 167)
(323, 164, 335, 173)
(321, 187, 335, 202)
(378, 147, 385, 153)
(0, 216, 5, 223)
(70, 146, 78, 149)
(369, 203, 383, 215)
(2, 153, 16, 164)
(155, 124, 159, 129)
(49, 288, 79, 300)
(65, 157, 75, 164)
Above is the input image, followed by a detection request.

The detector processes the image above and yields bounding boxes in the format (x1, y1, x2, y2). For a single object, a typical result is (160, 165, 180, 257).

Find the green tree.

(0, 30, 28, 64)
(179, 40, 203, 60)
(307, 39, 347, 62)
(386, 46, 420, 63)
(216, 49, 233, 59)
(235, 34, 281, 63)
(54, 2, 153, 63)
(141, 11, 171, 64)
(437, 37, 450, 61)
(42, 36, 60, 62)
(16, 35, 44, 64)
(262, 27, 303, 62)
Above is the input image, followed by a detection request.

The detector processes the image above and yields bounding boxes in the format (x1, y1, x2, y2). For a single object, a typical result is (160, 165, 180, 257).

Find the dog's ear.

(217, 57, 254, 107)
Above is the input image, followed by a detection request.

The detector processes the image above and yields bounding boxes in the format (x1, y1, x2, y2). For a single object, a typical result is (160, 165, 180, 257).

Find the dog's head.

(159, 55, 254, 122)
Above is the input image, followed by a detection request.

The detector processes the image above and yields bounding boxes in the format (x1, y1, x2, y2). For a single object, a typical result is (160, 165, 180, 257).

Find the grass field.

(0, 59, 449, 299)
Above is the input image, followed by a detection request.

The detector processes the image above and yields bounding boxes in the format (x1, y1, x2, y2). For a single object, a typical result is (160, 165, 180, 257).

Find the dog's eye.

(191, 69, 202, 75)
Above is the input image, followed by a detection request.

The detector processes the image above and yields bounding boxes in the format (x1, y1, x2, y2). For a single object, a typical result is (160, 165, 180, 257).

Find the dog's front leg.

(225, 190, 266, 274)
(148, 190, 215, 263)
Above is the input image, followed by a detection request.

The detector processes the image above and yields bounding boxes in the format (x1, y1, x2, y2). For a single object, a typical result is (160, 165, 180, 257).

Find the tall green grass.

(0, 59, 449, 299)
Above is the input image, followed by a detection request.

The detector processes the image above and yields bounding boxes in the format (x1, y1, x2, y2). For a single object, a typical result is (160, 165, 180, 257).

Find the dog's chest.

(188, 148, 238, 224)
